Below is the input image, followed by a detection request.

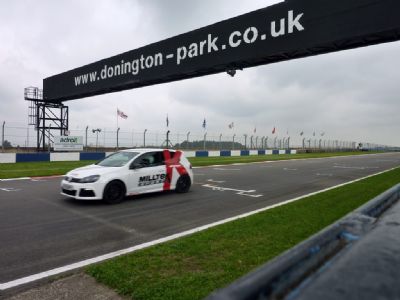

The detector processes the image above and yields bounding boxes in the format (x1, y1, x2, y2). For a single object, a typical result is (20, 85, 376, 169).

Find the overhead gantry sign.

(43, 0, 400, 102)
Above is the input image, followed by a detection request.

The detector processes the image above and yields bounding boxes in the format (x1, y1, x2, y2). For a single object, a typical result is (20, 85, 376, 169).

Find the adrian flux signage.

(54, 136, 83, 151)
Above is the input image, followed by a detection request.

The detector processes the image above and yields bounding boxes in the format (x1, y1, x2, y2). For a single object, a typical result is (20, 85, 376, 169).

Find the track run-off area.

(0, 153, 399, 289)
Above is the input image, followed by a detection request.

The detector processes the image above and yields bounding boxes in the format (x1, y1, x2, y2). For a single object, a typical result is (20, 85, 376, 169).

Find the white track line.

(0, 177, 30, 182)
(0, 166, 397, 291)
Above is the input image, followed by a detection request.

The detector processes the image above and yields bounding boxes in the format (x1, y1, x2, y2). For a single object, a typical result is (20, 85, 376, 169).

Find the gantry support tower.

(25, 87, 69, 151)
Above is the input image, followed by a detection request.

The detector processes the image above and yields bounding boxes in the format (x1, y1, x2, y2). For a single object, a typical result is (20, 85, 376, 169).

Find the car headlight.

(79, 175, 100, 183)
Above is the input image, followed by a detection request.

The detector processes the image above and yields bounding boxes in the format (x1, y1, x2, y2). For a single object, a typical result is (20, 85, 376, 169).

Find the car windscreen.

(96, 152, 139, 167)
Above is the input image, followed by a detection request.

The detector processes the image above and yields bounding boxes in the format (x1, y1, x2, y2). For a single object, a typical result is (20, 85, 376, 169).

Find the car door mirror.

(130, 163, 142, 170)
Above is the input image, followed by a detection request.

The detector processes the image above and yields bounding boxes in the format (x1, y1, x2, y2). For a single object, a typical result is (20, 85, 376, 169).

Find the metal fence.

(1, 122, 397, 152)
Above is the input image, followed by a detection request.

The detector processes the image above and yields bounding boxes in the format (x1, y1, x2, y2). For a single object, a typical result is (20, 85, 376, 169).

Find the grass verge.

(86, 167, 400, 300)
(0, 151, 378, 179)
(0, 161, 97, 179)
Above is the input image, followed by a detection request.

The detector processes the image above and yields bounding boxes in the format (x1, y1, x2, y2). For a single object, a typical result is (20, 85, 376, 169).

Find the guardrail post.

(85, 126, 89, 151)
(186, 131, 190, 150)
(1, 121, 5, 153)
(117, 127, 120, 150)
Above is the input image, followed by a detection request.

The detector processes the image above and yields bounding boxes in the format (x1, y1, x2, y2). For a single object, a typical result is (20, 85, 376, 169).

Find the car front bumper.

(60, 180, 104, 200)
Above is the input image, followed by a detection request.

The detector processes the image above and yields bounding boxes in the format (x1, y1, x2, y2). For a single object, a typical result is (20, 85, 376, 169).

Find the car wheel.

(103, 181, 125, 204)
(175, 175, 191, 193)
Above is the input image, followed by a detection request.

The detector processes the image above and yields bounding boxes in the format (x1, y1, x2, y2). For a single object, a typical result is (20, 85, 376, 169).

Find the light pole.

(186, 131, 190, 150)
(261, 137, 264, 150)
(203, 132, 207, 150)
(244, 134, 247, 149)
(255, 136, 259, 149)
(92, 128, 101, 152)
(143, 129, 147, 148)
(85, 126, 89, 151)
(274, 136, 277, 149)
(287, 137, 291, 149)
(1, 121, 5, 153)
(219, 134, 223, 150)
(265, 137, 268, 149)
(117, 127, 120, 150)
(232, 134, 236, 150)
(250, 135, 254, 149)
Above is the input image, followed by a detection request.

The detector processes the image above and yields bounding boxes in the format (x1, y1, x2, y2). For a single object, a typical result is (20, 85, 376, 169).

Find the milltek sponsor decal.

(139, 174, 166, 186)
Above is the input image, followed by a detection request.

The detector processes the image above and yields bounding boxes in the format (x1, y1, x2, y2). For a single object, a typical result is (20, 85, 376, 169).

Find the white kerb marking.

(0, 188, 21, 192)
(0, 177, 30, 182)
(202, 183, 262, 198)
(207, 179, 226, 184)
(0, 166, 397, 291)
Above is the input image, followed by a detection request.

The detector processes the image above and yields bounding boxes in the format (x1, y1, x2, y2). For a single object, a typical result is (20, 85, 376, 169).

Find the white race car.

(61, 149, 193, 204)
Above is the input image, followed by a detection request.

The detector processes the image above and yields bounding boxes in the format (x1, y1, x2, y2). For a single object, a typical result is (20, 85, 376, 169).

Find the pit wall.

(0, 150, 297, 164)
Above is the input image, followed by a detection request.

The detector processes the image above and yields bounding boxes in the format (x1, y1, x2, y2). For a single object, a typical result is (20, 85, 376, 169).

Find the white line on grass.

(0, 166, 397, 291)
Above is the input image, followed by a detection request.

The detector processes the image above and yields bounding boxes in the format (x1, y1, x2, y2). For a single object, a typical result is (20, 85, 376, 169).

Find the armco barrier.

(0, 153, 16, 163)
(240, 150, 250, 156)
(195, 151, 209, 157)
(79, 152, 105, 161)
(220, 150, 231, 157)
(206, 183, 400, 300)
(16, 153, 50, 163)
(0, 149, 297, 163)
(50, 152, 80, 162)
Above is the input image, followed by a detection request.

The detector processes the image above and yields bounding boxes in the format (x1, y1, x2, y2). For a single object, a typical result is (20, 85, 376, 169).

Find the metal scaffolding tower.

(25, 87, 69, 151)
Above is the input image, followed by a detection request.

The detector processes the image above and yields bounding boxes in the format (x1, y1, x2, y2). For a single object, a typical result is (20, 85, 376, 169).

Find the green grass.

(0, 160, 97, 179)
(86, 167, 400, 300)
(0, 151, 378, 179)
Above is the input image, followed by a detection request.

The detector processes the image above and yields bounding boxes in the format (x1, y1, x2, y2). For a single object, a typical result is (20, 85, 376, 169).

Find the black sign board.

(43, 0, 400, 102)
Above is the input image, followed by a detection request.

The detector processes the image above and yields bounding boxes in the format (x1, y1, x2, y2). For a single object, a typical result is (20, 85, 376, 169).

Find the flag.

(272, 127, 276, 134)
(166, 114, 169, 127)
(117, 109, 128, 119)
(228, 122, 234, 129)
(300, 131, 304, 136)
(202, 118, 206, 129)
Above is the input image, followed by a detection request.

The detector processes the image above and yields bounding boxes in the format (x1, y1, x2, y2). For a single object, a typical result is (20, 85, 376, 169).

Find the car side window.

(130, 152, 165, 169)
(153, 151, 165, 166)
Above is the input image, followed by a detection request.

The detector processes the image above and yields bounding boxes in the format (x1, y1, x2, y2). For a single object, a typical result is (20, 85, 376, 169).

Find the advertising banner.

(54, 136, 84, 151)
(43, 0, 400, 102)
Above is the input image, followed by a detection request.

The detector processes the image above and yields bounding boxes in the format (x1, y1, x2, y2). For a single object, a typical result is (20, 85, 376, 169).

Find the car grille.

(79, 189, 96, 197)
(62, 189, 77, 196)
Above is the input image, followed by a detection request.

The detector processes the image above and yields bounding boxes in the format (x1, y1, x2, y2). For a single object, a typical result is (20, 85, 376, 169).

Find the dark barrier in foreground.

(206, 183, 400, 300)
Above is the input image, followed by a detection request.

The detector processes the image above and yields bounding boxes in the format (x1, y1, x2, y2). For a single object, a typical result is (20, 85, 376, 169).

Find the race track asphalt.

(0, 153, 399, 285)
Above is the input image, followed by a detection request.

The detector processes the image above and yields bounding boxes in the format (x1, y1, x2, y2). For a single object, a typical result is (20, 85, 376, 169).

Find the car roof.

(121, 148, 176, 153)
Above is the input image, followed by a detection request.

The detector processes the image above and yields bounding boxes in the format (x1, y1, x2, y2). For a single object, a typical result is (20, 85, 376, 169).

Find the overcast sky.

(1, 0, 399, 147)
